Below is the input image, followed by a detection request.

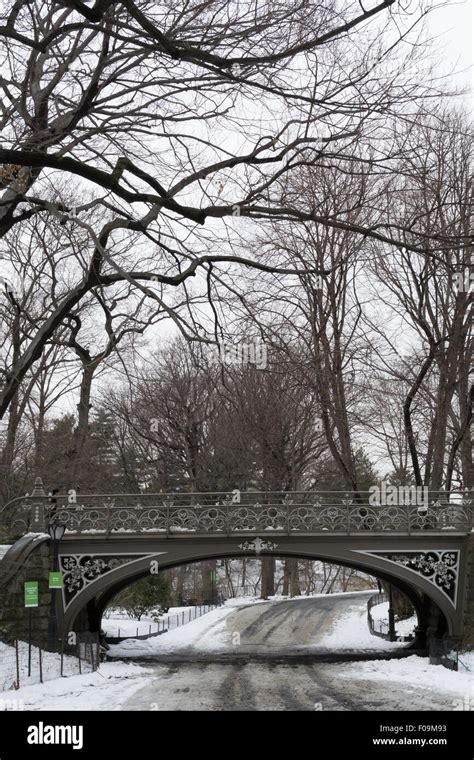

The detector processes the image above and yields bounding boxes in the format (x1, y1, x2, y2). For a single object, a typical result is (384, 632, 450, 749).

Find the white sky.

(426, 0, 472, 97)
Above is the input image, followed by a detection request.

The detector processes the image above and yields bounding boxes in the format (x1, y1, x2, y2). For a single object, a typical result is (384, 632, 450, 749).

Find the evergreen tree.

(112, 574, 173, 621)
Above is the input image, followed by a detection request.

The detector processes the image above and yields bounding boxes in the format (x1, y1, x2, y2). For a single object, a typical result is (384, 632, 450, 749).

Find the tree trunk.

(282, 561, 290, 596)
(290, 559, 300, 597)
(69, 362, 96, 488)
(201, 560, 217, 604)
(176, 566, 187, 606)
(260, 557, 275, 599)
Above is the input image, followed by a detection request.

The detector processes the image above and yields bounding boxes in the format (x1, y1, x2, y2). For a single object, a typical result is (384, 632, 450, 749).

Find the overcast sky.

(427, 0, 472, 96)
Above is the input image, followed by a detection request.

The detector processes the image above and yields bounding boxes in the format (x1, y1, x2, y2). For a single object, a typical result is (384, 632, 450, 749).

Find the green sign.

(49, 572, 63, 589)
(210, 570, 216, 581)
(24, 581, 38, 608)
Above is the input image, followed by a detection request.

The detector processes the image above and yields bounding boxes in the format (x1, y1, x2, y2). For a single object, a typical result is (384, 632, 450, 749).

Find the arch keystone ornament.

(238, 537, 278, 555)
(355, 550, 460, 606)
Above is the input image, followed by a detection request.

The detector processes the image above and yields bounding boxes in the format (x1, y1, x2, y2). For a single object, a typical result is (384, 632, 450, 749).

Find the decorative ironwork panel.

(288, 504, 347, 532)
(9, 508, 29, 535)
(56, 506, 109, 533)
(359, 550, 460, 606)
(230, 504, 286, 532)
(59, 554, 151, 608)
(238, 537, 278, 554)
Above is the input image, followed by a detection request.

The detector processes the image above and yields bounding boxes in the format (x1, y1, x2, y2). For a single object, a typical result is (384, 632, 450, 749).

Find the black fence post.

(27, 608, 32, 677)
(15, 640, 20, 689)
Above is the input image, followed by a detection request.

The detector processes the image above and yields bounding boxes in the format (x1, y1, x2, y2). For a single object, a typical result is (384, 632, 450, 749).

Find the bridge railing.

(2, 488, 472, 537)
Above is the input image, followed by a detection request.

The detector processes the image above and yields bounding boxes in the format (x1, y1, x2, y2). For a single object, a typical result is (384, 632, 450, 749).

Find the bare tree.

(369, 110, 472, 489)
(0, 0, 456, 421)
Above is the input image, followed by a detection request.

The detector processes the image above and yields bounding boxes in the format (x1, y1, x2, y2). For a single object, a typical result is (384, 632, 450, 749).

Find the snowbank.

(340, 654, 474, 704)
(317, 601, 403, 651)
(370, 601, 417, 638)
(109, 604, 235, 657)
(0, 660, 154, 711)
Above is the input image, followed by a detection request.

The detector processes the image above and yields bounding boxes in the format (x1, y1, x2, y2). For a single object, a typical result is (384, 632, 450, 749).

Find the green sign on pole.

(24, 581, 39, 608)
(49, 572, 63, 589)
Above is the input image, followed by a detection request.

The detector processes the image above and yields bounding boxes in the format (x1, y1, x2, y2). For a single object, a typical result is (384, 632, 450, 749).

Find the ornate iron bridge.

(1, 481, 473, 647)
(2, 484, 472, 537)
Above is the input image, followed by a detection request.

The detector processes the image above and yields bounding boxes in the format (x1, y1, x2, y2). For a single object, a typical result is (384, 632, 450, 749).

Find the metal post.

(39, 646, 43, 684)
(27, 608, 32, 677)
(48, 539, 60, 649)
(106, 500, 112, 538)
(388, 583, 396, 642)
(15, 639, 20, 688)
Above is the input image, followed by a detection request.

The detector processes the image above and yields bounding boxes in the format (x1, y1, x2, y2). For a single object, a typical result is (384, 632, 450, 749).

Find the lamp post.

(47, 517, 66, 649)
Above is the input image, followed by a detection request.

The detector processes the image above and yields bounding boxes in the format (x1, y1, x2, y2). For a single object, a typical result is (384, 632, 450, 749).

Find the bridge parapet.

(2, 489, 472, 538)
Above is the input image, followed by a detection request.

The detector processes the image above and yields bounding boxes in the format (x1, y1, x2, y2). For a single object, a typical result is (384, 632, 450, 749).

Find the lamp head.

(48, 518, 66, 542)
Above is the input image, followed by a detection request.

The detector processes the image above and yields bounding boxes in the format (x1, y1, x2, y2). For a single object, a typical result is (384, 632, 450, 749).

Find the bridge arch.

(59, 540, 462, 650)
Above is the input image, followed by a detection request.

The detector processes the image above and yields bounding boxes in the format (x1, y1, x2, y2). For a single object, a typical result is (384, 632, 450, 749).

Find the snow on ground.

(0, 545, 11, 559)
(371, 601, 417, 638)
(108, 591, 386, 658)
(339, 654, 474, 706)
(0, 661, 154, 711)
(103, 605, 215, 638)
(109, 604, 235, 656)
(0, 640, 91, 691)
(316, 600, 403, 651)
(0, 639, 154, 711)
(2, 593, 472, 710)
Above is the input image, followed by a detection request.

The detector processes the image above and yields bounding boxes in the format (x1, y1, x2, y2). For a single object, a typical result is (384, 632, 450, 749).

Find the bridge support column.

(461, 533, 474, 650)
(71, 599, 102, 636)
(0, 540, 52, 647)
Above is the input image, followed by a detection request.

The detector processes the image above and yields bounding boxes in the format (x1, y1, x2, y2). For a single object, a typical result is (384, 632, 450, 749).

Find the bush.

(110, 574, 173, 621)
